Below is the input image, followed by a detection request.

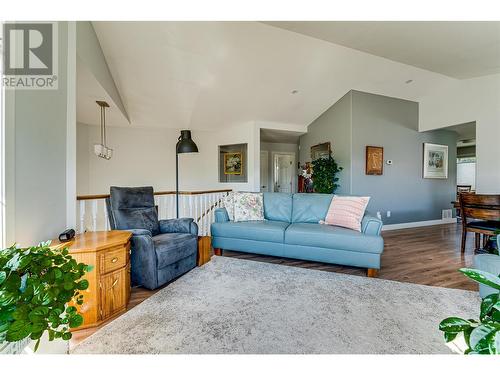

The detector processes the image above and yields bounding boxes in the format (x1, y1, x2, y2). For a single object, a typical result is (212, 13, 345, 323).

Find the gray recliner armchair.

(106, 186, 198, 290)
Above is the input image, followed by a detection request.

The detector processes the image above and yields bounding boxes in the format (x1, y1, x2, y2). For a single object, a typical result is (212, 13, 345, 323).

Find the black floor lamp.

(176, 130, 199, 218)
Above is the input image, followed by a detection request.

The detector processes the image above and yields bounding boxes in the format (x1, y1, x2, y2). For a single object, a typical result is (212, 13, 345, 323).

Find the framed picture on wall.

(310, 142, 331, 160)
(423, 143, 448, 179)
(365, 146, 384, 175)
(223, 152, 243, 175)
(219, 144, 248, 183)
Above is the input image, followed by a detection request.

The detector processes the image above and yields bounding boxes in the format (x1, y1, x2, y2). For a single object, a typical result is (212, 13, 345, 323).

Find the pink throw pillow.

(321, 196, 370, 232)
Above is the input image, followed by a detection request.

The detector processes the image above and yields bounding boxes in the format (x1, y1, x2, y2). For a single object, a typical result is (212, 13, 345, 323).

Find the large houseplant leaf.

(480, 294, 500, 320)
(439, 317, 472, 333)
(459, 268, 500, 290)
(0, 243, 90, 352)
(470, 324, 499, 353)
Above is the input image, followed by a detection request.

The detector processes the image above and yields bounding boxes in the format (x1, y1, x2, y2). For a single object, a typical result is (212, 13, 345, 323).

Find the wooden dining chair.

(459, 193, 500, 253)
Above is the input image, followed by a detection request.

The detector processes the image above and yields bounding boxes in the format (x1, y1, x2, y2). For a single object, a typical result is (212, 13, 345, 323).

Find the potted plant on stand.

(0, 242, 90, 354)
(439, 267, 500, 354)
(311, 156, 343, 193)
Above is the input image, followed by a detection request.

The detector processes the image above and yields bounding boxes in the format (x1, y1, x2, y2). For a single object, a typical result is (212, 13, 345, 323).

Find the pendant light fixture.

(94, 100, 113, 160)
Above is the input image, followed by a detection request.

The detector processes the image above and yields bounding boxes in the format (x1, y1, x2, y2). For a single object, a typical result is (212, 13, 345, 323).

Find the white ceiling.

(79, 21, 474, 130)
(77, 57, 130, 127)
(264, 21, 500, 79)
(444, 121, 476, 141)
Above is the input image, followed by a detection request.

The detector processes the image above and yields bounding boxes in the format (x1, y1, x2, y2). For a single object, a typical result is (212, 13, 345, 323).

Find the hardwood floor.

(70, 223, 478, 348)
(223, 223, 477, 291)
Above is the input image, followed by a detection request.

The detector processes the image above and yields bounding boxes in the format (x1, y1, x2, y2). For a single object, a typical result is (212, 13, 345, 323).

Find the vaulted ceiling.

(76, 21, 499, 131)
(265, 21, 500, 79)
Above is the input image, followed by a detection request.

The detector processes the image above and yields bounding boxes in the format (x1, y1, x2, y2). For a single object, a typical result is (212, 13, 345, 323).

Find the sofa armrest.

(361, 214, 383, 236)
(159, 218, 198, 235)
(214, 208, 230, 223)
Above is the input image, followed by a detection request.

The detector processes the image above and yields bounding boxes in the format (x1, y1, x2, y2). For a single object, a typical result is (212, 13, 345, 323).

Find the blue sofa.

(211, 193, 384, 275)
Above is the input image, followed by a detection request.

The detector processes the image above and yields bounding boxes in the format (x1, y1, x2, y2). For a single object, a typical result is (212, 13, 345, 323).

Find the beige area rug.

(72, 256, 479, 354)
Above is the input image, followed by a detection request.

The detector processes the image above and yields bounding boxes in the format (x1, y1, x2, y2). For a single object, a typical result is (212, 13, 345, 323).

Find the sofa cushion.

(285, 223, 383, 254)
(211, 220, 289, 243)
(154, 233, 198, 269)
(222, 193, 235, 221)
(233, 192, 265, 222)
(264, 192, 292, 222)
(292, 193, 333, 223)
(322, 196, 370, 232)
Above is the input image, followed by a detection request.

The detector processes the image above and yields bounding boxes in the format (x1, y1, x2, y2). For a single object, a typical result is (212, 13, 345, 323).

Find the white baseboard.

(382, 218, 457, 231)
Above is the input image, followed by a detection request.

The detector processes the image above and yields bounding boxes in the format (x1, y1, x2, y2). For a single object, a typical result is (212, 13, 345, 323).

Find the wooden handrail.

(196, 193, 228, 223)
(76, 189, 232, 201)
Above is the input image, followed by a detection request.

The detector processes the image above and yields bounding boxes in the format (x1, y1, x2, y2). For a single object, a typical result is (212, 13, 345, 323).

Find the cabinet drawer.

(100, 246, 127, 274)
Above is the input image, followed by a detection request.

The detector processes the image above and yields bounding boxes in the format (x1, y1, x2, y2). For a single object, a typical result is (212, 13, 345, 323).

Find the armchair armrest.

(159, 218, 198, 236)
(127, 229, 158, 289)
(126, 228, 152, 236)
(214, 208, 230, 223)
(361, 213, 383, 236)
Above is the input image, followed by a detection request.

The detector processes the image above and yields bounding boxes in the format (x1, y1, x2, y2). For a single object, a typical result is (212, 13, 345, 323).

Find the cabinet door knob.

(112, 278, 119, 288)
(111, 257, 118, 263)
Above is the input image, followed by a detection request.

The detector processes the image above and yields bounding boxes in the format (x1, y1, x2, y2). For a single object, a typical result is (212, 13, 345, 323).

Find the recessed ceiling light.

(405, 79, 414, 84)
(291, 89, 299, 94)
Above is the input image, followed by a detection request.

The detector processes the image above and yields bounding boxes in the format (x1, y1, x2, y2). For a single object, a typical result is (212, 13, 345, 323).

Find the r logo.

(3, 23, 53, 75)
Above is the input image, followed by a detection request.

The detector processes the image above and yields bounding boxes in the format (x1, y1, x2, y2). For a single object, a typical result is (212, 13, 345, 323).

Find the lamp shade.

(176, 130, 198, 153)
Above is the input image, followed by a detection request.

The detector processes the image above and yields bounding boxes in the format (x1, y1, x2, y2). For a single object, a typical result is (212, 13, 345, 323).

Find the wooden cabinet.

(99, 267, 128, 320)
(51, 231, 132, 330)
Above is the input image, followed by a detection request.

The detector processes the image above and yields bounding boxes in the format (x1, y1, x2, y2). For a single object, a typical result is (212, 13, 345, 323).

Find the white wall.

(77, 121, 258, 195)
(4, 21, 76, 355)
(457, 162, 476, 191)
(5, 22, 77, 248)
(419, 74, 500, 193)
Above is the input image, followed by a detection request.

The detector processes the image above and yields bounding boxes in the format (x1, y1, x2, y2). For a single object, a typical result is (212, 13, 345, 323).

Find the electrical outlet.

(376, 211, 382, 220)
(442, 209, 453, 219)
(387, 211, 391, 218)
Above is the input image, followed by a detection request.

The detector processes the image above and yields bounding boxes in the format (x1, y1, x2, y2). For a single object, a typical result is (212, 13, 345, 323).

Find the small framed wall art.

(310, 142, 331, 160)
(223, 152, 242, 175)
(423, 143, 448, 179)
(365, 146, 384, 175)
(219, 143, 248, 183)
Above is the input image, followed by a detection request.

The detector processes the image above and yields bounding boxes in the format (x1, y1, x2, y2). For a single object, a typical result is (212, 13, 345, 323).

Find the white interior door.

(260, 151, 269, 192)
(273, 153, 295, 193)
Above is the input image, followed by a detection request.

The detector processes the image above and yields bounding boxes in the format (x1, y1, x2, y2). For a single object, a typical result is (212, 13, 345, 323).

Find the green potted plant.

(0, 241, 91, 353)
(439, 268, 500, 354)
(311, 156, 343, 193)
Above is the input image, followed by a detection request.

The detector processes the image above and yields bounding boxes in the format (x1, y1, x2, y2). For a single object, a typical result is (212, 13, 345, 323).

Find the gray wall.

(299, 92, 352, 194)
(350, 91, 457, 224)
(299, 90, 458, 224)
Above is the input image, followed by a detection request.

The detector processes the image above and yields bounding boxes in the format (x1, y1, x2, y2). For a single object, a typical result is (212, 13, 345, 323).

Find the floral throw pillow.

(222, 192, 235, 221)
(233, 192, 264, 222)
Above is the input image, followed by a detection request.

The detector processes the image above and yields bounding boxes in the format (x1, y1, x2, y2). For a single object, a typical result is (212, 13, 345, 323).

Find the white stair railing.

(76, 189, 231, 236)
